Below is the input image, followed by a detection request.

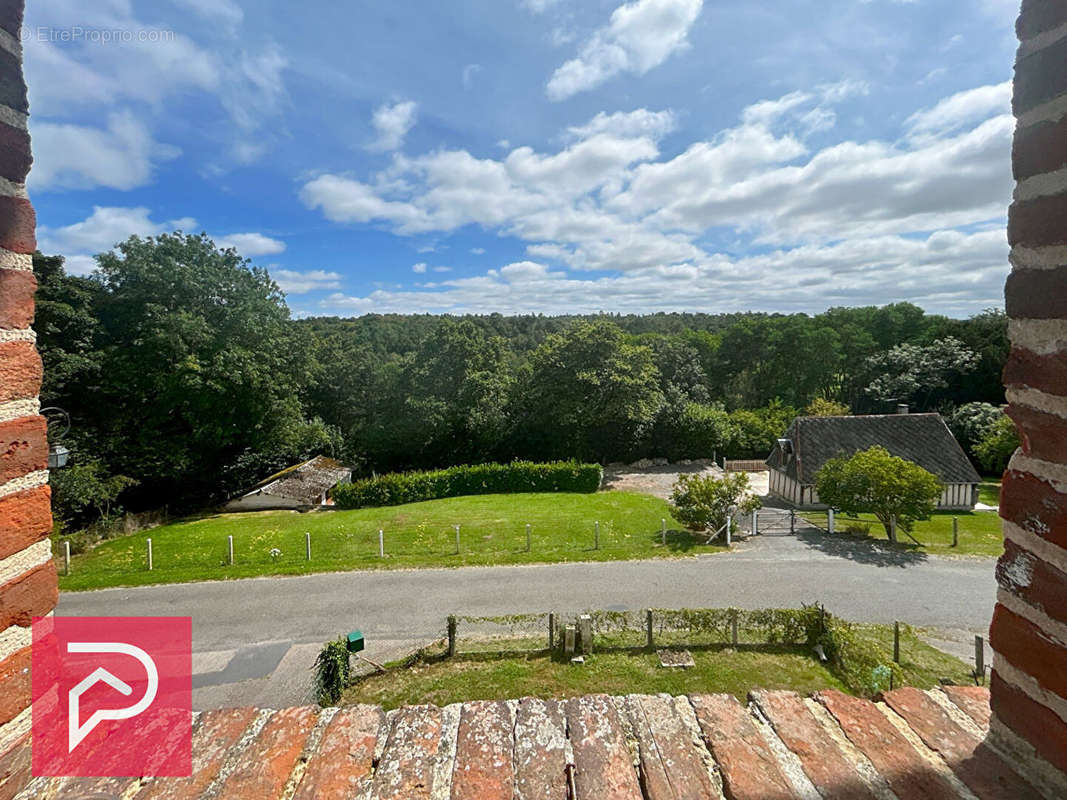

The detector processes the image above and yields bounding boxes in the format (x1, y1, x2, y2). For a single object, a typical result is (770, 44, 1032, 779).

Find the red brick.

(0, 645, 30, 726)
(752, 690, 877, 800)
(135, 706, 259, 800)
(1000, 468, 1067, 551)
(214, 706, 317, 799)
(0, 561, 57, 630)
(451, 700, 514, 800)
(628, 694, 721, 800)
(0, 414, 45, 485)
(0, 269, 33, 330)
(999, 538, 1067, 626)
(370, 704, 443, 800)
(689, 693, 797, 800)
(941, 686, 991, 730)
(513, 698, 568, 800)
(990, 671, 1067, 774)
(816, 689, 958, 800)
(1014, 114, 1067, 182)
(882, 688, 1040, 799)
(0, 734, 30, 800)
(292, 705, 382, 800)
(0, 123, 29, 185)
(565, 695, 643, 800)
(0, 196, 33, 253)
(1004, 346, 1067, 397)
(1005, 405, 1067, 468)
(990, 605, 1067, 701)
(0, 485, 51, 560)
(1018, 0, 1067, 42)
(1014, 36, 1067, 117)
(1005, 264, 1067, 318)
(0, 343, 41, 404)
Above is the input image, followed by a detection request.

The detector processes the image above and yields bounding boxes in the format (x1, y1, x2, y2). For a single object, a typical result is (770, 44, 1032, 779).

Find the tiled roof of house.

(236, 455, 351, 504)
(4, 686, 1048, 799)
(766, 413, 982, 486)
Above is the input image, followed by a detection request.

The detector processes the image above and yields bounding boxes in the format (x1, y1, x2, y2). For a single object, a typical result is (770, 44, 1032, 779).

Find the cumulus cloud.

(546, 0, 704, 100)
(214, 232, 287, 256)
(567, 109, 677, 140)
(30, 112, 180, 191)
(368, 100, 419, 152)
(904, 81, 1011, 140)
(271, 269, 343, 294)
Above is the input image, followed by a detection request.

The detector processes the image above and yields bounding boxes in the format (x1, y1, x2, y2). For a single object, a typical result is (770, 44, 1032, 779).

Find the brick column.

(991, 0, 1067, 790)
(0, 0, 56, 755)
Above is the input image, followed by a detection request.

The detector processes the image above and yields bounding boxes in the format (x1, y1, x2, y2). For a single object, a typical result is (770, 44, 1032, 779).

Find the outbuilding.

(225, 455, 351, 511)
(765, 411, 980, 510)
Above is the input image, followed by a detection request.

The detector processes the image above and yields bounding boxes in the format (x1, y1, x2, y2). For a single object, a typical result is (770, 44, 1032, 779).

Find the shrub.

(314, 636, 352, 706)
(974, 415, 1020, 475)
(332, 461, 603, 509)
(670, 472, 761, 533)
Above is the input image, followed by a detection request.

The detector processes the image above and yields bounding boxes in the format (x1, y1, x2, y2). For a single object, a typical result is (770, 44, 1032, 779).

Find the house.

(225, 455, 351, 511)
(765, 409, 980, 510)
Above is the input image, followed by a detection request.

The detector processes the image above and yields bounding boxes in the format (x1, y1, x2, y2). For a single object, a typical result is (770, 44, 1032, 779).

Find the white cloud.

(412, 262, 428, 273)
(172, 0, 244, 25)
(471, 247, 486, 254)
(30, 112, 180, 191)
(546, 0, 704, 100)
(214, 232, 287, 256)
(522, 0, 564, 12)
(568, 109, 677, 141)
(271, 269, 342, 294)
(462, 64, 481, 90)
(904, 81, 1011, 140)
(368, 100, 419, 152)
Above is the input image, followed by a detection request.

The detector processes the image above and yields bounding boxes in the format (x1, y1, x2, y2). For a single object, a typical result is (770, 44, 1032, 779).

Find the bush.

(670, 472, 761, 533)
(974, 415, 1020, 474)
(333, 461, 603, 509)
(314, 637, 352, 706)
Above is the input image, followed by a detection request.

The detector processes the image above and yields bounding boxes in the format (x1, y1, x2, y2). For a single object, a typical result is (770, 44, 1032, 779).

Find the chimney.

(896, 404, 909, 415)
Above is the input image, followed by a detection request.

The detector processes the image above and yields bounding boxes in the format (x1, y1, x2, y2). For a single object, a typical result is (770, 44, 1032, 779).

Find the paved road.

(57, 516, 998, 709)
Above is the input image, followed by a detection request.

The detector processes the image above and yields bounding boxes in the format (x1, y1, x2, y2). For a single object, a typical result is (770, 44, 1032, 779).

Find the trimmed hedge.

(332, 461, 603, 509)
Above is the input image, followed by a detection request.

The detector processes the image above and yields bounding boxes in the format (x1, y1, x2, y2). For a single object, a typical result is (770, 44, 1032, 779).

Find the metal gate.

(754, 508, 796, 536)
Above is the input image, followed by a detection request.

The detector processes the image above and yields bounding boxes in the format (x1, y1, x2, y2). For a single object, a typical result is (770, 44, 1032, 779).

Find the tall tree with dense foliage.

(864, 337, 979, 410)
(815, 446, 943, 542)
(518, 320, 663, 461)
(974, 416, 1020, 475)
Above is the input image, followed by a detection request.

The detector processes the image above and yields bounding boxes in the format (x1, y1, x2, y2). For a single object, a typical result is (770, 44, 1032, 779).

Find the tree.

(947, 402, 1002, 460)
(727, 401, 797, 458)
(670, 472, 761, 534)
(815, 447, 943, 542)
(974, 416, 1020, 475)
(864, 337, 979, 410)
(804, 398, 850, 417)
(519, 320, 663, 461)
(50, 460, 138, 531)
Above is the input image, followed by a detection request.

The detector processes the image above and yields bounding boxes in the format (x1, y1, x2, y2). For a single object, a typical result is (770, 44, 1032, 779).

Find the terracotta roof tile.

(7, 685, 1048, 800)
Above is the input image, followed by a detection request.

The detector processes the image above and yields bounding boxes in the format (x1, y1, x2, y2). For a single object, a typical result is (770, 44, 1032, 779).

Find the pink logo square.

(32, 616, 192, 777)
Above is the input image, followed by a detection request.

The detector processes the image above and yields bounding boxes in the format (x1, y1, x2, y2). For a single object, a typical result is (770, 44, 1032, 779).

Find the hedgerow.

(332, 461, 603, 509)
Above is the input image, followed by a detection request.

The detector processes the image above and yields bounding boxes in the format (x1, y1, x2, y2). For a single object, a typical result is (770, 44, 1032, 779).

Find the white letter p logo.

(67, 642, 159, 752)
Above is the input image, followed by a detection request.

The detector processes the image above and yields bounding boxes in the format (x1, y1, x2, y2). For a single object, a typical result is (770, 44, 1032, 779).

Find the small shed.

(225, 455, 351, 511)
(765, 412, 980, 510)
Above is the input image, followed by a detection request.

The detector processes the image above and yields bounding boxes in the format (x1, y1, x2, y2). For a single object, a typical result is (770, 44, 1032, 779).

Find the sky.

(23, 0, 1021, 319)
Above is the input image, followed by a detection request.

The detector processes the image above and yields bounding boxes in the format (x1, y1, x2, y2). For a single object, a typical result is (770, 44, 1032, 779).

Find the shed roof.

(766, 413, 981, 486)
(240, 455, 351, 503)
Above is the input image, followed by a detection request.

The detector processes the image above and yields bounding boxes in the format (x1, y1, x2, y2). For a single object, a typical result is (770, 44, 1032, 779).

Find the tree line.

(34, 233, 1009, 529)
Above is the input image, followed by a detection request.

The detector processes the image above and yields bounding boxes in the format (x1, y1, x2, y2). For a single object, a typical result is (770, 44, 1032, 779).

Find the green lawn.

(57, 492, 724, 591)
(978, 477, 1002, 507)
(343, 624, 973, 710)
(800, 509, 1004, 557)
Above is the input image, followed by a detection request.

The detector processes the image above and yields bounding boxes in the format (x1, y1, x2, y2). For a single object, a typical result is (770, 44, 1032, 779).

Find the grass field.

(343, 624, 973, 710)
(800, 509, 1004, 557)
(57, 491, 725, 591)
(978, 477, 1002, 507)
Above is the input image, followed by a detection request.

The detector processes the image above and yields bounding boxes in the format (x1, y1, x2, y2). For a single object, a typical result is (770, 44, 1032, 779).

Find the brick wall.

(0, 0, 55, 754)
(990, 0, 1067, 786)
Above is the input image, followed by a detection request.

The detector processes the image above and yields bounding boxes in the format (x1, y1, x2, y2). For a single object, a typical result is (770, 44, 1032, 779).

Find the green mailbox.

(346, 631, 365, 653)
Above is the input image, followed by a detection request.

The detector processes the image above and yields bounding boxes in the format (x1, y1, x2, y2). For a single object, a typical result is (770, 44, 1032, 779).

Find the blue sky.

(24, 0, 1020, 318)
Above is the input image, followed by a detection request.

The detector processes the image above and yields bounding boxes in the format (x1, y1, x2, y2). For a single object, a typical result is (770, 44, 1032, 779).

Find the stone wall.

(990, 0, 1067, 785)
(0, 0, 57, 753)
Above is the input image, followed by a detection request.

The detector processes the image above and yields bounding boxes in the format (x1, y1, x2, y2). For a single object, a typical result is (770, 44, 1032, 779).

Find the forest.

(34, 233, 1011, 530)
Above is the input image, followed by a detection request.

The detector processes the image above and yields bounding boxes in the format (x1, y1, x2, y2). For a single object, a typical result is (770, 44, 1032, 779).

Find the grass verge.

(799, 510, 1004, 557)
(56, 491, 725, 591)
(342, 624, 973, 710)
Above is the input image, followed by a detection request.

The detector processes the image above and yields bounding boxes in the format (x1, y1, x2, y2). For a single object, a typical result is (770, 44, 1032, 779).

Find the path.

(58, 520, 998, 709)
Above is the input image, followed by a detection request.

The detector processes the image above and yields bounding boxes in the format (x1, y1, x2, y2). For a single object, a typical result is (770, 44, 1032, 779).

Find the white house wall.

(769, 468, 977, 511)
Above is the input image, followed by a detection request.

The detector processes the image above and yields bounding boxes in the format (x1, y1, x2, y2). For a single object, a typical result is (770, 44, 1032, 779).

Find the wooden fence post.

(454, 524, 461, 555)
(63, 540, 70, 576)
(578, 615, 593, 655)
(305, 532, 311, 561)
(378, 529, 384, 558)
(661, 518, 667, 546)
(975, 635, 985, 683)
(594, 521, 600, 550)
(227, 535, 233, 565)
(952, 517, 959, 548)
(726, 515, 732, 546)
(752, 509, 758, 536)
(447, 615, 457, 657)
(526, 523, 532, 552)
(549, 612, 555, 649)
(828, 508, 835, 534)
(731, 613, 739, 646)
(790, 509, 796, 534)
(646, 609, 654, 649)
(146, 538, 153, 571)
(893, 621, 901, 664)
